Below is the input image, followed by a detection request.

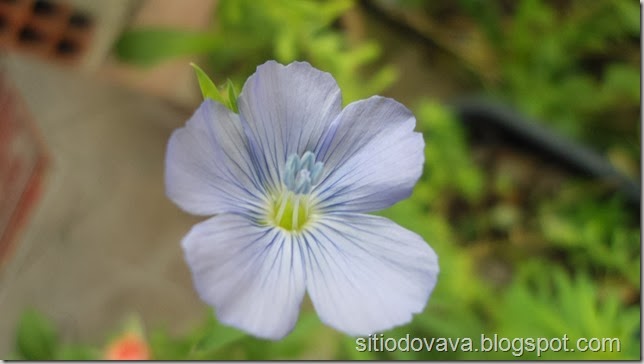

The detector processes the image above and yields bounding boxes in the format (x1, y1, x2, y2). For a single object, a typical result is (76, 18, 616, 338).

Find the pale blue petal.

(313, 96, 424, 213)
(165, 100, 265, 217)
(302, 213, 438, 336)
(237, 61, 342, 191)
(182, 214, 306, 340)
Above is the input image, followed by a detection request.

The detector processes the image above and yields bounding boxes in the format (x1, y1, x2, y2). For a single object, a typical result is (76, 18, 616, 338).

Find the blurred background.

(0, 0, 640, 360)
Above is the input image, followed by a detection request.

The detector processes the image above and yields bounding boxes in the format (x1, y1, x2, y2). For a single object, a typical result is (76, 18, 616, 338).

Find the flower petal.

(182, 214, 306, 340)
(302, 213, 438, 336)
(165, 100, 265, 216)
(313, 96, 424, 213)
(237, 61, 342, 191)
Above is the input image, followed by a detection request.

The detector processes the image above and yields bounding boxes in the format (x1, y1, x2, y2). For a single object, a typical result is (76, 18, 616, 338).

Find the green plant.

(14, 0, 635, 360)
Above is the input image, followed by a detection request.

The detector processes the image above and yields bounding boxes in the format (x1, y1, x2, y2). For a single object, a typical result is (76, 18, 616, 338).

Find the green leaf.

(415, 100, 484, 203)
(190, 64, 239, 113)
(190, 316, 247, 358)
(15, 309, 59, 360)
(55, 344, 97, 360)
(496, 265, 640, 360)
(190, 63, 225, 104)
(149, 326, 194, 360)
(225, 79, 239, 113)
(115, 28, 222, 66)
(319, 0, 354, 24)
(275, 29, 298, 62)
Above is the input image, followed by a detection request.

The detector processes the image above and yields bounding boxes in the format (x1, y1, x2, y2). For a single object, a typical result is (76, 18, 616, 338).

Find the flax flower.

(165, 61, 439, 340)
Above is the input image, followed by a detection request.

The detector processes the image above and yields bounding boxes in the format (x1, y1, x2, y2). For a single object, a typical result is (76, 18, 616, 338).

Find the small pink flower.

(104, 332, 150, 360)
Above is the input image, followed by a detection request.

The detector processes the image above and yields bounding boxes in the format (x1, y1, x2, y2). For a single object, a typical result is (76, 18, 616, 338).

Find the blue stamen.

(285, 154, 299, 174)
(283, 152, 324, 195)
(284, 168, 295, 190)
(310, 162, 324, 185)
(294, 170, 311, 194)
(300, 151, 315, 171)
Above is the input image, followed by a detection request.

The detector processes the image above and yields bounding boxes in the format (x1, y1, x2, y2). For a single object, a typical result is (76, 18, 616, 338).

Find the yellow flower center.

(267, 191, 316, 232)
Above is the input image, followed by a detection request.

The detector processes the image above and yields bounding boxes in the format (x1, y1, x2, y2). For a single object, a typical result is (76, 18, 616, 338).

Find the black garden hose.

(452, 98, 640, 211)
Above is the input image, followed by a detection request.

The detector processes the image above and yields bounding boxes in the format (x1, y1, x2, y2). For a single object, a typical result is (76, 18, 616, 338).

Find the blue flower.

(165, 61, 439, 340)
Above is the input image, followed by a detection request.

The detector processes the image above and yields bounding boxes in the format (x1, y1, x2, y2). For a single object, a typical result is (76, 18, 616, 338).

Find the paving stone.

(0, 55, 207, 356)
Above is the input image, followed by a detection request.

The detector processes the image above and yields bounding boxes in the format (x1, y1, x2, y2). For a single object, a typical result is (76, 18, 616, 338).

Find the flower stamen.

(292, 195, 300, 229)
(266, 151, 324, 232)
(274, 191, 289, 225)
(269, 190, 310, 231)
(284, 151, 323, 195)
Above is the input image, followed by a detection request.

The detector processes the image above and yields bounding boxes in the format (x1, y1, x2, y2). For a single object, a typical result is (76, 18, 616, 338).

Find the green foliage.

(177, 313, 248, 359)
(191, 63, 239, 112)
(496, 265, 640, 360)
(539, 186, 640, 288)
(116, 29, 221, 66)
(14, 309, 59, 360)
(465, 0, 639, 157)
(146, 310, 332, 360)
(225, 79, 239, 113)
(414, 100, 484, 203)
(115, 0, 396, 103)
(190, 62, 220, 102)
(213, 0, 398, 103)
(23, 0, 633, 360)
(222, 312, 332, 360)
